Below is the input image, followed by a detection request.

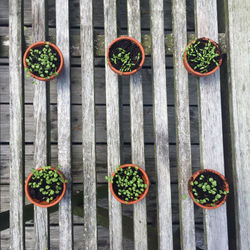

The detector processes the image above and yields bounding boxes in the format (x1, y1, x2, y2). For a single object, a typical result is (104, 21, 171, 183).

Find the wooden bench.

(2, 0, 250, 249)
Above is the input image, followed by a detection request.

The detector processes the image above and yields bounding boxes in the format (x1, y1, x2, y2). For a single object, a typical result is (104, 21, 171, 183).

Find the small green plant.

(185, 38, 220, 73)
(25, 42, 59, 80)
(28, 166, 67, 203)
(190, 174, 229, 207)
(110, 48, 140, 73)
(105, 165, 147, 203)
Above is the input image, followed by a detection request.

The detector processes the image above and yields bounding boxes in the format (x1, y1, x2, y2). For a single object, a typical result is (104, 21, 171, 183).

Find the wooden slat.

(9, 0, 24, 249)
(55, 0, 73, 249)
(226, 0, 250, 249)
(149, 0, 173, 249)
(127, 1, 148, 249)
(80, 0, 97, 249)
(0, 0, 195, 30)
(0, 64, 200, 106)
(1, 143, 201, 186)
(32, 0, 49, 249)
(0, 104, 200, 145)
(172, 0, 196, 249)
(103, 0, 122, 249)
(194, 1, 229, 250)
(0, 33, 228, 58)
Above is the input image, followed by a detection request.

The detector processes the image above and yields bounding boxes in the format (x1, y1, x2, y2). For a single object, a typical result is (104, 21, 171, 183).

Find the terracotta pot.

(107, 36, 145, 76)
(183, 37, 222, 77)
(188, 169, 229, 209)
(110, 164, 149, 205)
(23, 41, 64, 81)
(25, 167, 67, 208)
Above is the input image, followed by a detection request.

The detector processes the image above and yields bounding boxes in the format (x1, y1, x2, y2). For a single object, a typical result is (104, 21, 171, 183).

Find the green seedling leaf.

(182, 194, 188, 200)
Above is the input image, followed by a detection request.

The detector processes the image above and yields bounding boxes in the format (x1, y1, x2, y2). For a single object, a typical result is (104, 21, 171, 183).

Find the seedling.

(105, 165, 148, 203)
(110, 48, 141, 73)
(25, 42, 60, 80)
(185, 38, 220, 73)
(190, 172, 229, 207)
(28, 166, 67, 203)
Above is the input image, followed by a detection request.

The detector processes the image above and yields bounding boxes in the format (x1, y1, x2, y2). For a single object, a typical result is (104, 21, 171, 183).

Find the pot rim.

(188, 169, 229, 209)
(25, 166, 67, 208)
(109, 164, 149, 205)
(23, 41, 64, 81)
(183, 37, 222, 77)
(107, 36, 145, 76)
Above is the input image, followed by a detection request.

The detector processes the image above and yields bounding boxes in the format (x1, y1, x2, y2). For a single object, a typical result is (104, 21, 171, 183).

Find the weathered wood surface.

(227, 0, 250, 249)
(0, 0, 195, 30)
(1, 225, 134, 250)
(32, 0, 49, 249)
(150, 0, 173, 249)
(8, 0, 24, 249)
(0, 64, 199, 105)
(80, 0, 97, 249)
(127, 0, 148, 249)
(0, 105, 200, 144)
(104, 0, 122, 249)
(172, 0, 196, 249)
(1, 183, 204, 232)
(195, 1, 229, 250)
(1, 144, 201, 185)
(0, 31, 227, 57)
(55, 0, 73, 249)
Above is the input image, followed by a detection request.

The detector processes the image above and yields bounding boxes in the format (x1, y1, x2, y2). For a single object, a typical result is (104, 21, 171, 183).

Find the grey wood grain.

(227, 0, 250, 249)
(0, 32, 228, 58)
(0, 0, 195, 30)
(127, 1, 148, 249)
(172, 0, 196, 249)
(1, 143, 201, 186)
(55, 0, 73, 249)
(32, 0, 49, 249)
(195, 1, 229, 250)
(104, 0, 122, 249)
(80, 0, 97, 249)
(150, 0, 173, 249)
(0, 104, 200, 145)
(9, 0, 24, 249)
(0, 64, 200, 106)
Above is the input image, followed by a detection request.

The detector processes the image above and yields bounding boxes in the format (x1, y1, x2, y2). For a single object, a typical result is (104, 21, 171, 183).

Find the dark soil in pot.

(28, 169, 63, 202)
(191, 171, 226, 206)
(112, 167, 145, 202)
(108, 39, 142, 73)
(26, 45, 61, 78)
(187, 38, 222, 73)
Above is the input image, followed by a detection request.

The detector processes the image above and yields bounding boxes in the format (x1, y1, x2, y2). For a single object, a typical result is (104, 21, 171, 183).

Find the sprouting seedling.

(29, 166, 67, 203)
(190, 173, 229, 206)
(182, 194, 188, 200)
(105, 165, 147, 202)
(25, 42, 59, 79)
(186, 38, 220, 73)
(136, 52, 140, 61)
(110, 47, 136, 73)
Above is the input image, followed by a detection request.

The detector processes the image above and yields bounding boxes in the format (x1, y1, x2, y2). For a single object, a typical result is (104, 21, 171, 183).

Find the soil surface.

(187, 38, 221, 73)
(26, 44, 61, 78)
(191, 171, 226, 206)
(29, 169, 63, 202)
(109, 39, 142, 72)
(112, 167, 145, 201)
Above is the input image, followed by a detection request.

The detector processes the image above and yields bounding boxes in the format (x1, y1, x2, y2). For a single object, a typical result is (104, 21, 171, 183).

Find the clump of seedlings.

(110, 48, 140, 73)
(28, 166, 67, 203)
(190, 172, 229, 207)
(108, 38, 143, 74)
(105, 165, 148, 204)
(184, 38, 221, 73)
(25, 42, 60, 80)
